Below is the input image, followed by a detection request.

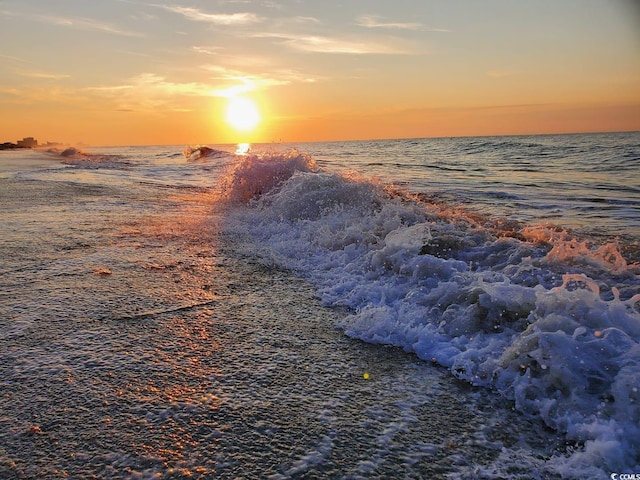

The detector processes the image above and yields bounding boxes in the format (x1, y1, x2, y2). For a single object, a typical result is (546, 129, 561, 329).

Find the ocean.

(1, 132, 639, 479)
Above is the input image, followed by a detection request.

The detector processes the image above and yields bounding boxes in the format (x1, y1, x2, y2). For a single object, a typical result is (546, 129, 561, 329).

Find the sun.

(225, 96, 260, 132)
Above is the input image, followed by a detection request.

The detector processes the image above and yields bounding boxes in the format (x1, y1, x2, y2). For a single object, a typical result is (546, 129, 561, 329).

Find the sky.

(1, 0, 639, 146)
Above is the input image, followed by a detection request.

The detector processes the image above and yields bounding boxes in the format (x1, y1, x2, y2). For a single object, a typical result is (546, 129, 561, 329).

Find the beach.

(0, 167, 561, 479)
(1, 135, 639, 478)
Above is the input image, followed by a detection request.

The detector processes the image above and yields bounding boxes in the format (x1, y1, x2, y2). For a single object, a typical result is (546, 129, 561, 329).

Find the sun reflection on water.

(235, 143, 251, 155)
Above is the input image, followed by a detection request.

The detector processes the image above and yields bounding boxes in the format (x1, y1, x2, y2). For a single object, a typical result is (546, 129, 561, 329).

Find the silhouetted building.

(17, 137, 37, 148)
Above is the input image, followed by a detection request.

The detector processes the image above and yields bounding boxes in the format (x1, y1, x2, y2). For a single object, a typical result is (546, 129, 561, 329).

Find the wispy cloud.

(88, 73, 216, 111)
(90, 73, 210, 96)
(88, 71, 284, 111)
(86, 63, 319, 112)
(290, 16, 321, 24)
(253, 32, 411, 54)
(203, 64, 319, 96)
(355, 15, 422, 30)
(0, 86, 22, 96)
(16, 70, 71, 80)
(192, 45, 224, 56)
(0, 85, 90, 106)
(36, 14, 144, 37)
(217, 0, 284, 7)
(0, 8, 142, 37)
(160, 5, 261, 25)
(356, 14, 451, 33)
(0, 53, 34, 64)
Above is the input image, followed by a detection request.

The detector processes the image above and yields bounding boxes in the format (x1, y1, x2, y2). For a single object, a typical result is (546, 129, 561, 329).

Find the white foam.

(221, 151, 640, 476)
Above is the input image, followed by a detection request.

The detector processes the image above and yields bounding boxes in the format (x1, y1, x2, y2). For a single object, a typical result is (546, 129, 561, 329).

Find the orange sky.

(1, 1, 639, 145)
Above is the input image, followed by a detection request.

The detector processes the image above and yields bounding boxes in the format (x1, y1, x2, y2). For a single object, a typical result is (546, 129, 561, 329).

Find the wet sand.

(0, 177, 564, 479)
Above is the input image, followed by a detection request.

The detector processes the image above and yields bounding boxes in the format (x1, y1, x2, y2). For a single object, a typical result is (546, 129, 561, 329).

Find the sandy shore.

(0, 176, 563, 479)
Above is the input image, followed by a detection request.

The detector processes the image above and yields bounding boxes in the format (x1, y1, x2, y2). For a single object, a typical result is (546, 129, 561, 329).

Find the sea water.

(1, 132, 639, 479)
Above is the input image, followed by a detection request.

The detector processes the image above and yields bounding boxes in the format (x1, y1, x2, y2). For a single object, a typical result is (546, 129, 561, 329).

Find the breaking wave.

(183, 145, 230, 161)
(44, 146, 131, 169)
(220, 150, 640, 477)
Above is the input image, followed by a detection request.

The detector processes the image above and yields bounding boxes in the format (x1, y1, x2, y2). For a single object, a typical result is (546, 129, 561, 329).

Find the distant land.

(0, 137, 63, 150)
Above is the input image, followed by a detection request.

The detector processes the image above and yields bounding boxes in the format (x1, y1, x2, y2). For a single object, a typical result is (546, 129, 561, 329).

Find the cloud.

(192, 45, 224, 56)
(290, 16, 321, 24)
(252, 32, 411, 54)
(86, 63, 320, 112)
(1, 8, 143, 36)
(3, 67, 210, 110)
(160, 5, 261, 25)
(204, 64, 319, 94)
(355, 14, 450, 32)
(0, 53, 34, 64)
(0, 86, 21, 96)
(91, 73, 210, 96)
(355, 15, 423, 30)
(16, 70, 71, 80)
(36, 14, 144, 36)
(86, 73, 213, 111)
(262, 0, 283, 8)
(0, 85, 90, 106)
(87, 70, 291, 111)
(203, 66, 285, 95)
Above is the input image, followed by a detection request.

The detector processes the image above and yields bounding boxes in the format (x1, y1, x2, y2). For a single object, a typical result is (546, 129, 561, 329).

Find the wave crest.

(44, 146, 129, 169)
(221, 149, 318, 203)
(183, 145, 229, 161)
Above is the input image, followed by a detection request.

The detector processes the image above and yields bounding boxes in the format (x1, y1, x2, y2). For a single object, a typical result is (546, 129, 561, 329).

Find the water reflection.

(235, 143, 251, 155)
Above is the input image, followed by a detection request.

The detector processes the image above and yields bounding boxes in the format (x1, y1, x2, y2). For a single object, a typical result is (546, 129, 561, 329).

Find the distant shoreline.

(1, 137, 64, 151)
(3, 130, 640, 150)
(0, 145, 30, 151)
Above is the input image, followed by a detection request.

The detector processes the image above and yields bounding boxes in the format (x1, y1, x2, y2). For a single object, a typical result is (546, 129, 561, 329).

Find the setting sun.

(225, 96, 260, 132)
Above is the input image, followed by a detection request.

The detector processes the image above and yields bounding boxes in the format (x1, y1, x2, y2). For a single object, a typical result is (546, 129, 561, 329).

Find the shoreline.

(0, 174, 566, 478)
(0, 149, 63, 177)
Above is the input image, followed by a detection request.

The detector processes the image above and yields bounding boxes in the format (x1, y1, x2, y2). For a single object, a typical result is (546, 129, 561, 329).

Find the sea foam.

(221, 151, 640, 476)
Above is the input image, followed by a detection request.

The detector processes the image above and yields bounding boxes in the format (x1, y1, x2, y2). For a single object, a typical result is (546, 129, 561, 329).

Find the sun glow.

(225, 96, 260, 132)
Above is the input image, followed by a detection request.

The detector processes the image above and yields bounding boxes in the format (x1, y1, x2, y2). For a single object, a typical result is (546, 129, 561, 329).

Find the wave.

(219, 150, 640, 477)
(183, 145, 230, 161)
(220, 149, 319, 203)
(44, 146, 130, 169)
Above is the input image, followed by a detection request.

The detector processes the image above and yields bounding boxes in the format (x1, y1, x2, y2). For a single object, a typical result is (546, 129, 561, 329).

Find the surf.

(219, 148, 640, 476)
